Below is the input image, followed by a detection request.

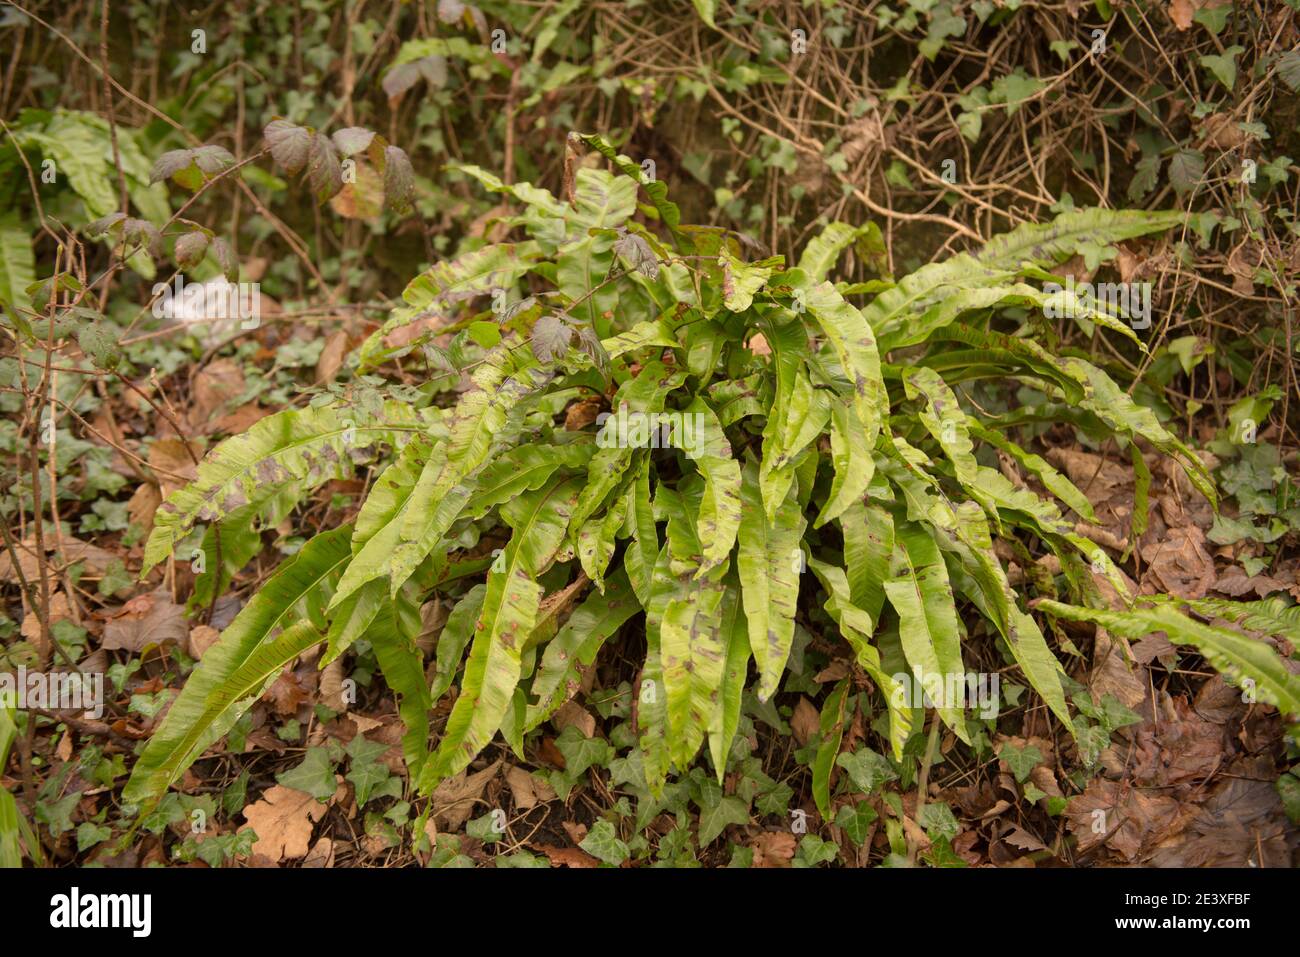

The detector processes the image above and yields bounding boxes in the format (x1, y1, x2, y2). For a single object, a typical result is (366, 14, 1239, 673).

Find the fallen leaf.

(536, 844, 601, 868)
(239, 786, 327, 861)
(552, 701, 596, 738)
(148, 439, 200, 497)
(315, 329, 351, 384)
(102, 590, 188, 654)
(1168, 0, 1195, 29)
(791, 696, 819, 747)
(430, 759, 501, 831)
(188, 624, 221, 660)
(191, 358, 245, 425)
(750, 831, 797, 868)
(505, 766, 556, 810)
(127, 483, 162, 536)
(301, 837, 335, 867)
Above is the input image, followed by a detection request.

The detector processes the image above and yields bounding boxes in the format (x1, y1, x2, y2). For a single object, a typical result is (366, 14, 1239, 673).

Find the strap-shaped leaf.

(570, 360, 686, 539)
(123, 526, 353, 806)
(967, 421, 1098, 523)
(576, 493, 627, 588)
(526, 567, 640, 730)
(1058, 356, 1215, 507)
(1037, 600, 1300, 716)
(707, 579, 750, 780)
(418, 479, 576, 791)
(660, 560, 729, 769)
(884, 522, 970, 742)
(812, 678, 851, 820)
(803, 280, 886, 453)
(760, 369, 830, 519)
(639, 543, 677, 794)
(329, 435, 440, 608)
(816, 399, 875, 527)
(904, 366, 978, 487)
(143, 402, 421, 573)
(973, 208, 1184, 271)
(468, 443, 594, 519)
(390, 353, 553, 593)
(798, 221, 883, 283)
(622, 459, 658, 606)
(840, 501, 894, 624)
(577, 133, 683, 236)
(807, 558, 912, 759)
(357, 243, 539, 370)
(366, 585, 432, 778)
(682, 396, 742, 576)
(737, 458, 808, 700)
(1179, 596, 1300, 646)
(430, 585, 486, 702)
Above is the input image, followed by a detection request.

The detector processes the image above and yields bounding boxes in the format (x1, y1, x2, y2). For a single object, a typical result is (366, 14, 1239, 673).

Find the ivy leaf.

(792, 834, 838, 867)
(918, 801, 960, 842)
(345, 735, 393, 806)
(696, 792, 749, 845)
(834, 801, 878, 845)
(993, 738, 1045, 785)
(554, 724, 613, 776)
(1199, 46, 1243, 90)
(579, 820, 629, 866)
(467, 811, 505, 844)
(275, 747, 337, 801)
(989, 69, 1045, 115)
(835, 747, 898, 794)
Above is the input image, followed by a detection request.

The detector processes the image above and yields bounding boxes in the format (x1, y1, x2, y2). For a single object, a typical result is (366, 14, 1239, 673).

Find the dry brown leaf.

(127, 483, 162, 537)
(552, 701, 596, 738)
(319, 659, 346, 711)
(102, 590, 188, 654)
(791, 696, 820, 747)
(561, 821, 588, 844)
(21, 591, 73, 654)
(505, 766, 557, 810)
(750, 831, 797, 868)
(537, 844, 600, 868)
(211, 403, 267, 435)
(1002, 825, 1047, 853)
(315, 329, 351, 384)
(148, 439, 200, 497)
(188, 624, 221, 660)
(302, 837, 335, 867)
(191, 358, 245, 425)
(1168, 0, 1196, 29)
(1142, 524, 1216, 599)
(563, 397, 602, 431)
(239, 786, 327, 861)
(430, 759, 502, 831)
(0, 536, 119, 581)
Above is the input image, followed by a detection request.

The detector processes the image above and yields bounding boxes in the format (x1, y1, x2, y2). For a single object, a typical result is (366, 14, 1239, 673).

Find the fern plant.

(121, 134, 1300, 819)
